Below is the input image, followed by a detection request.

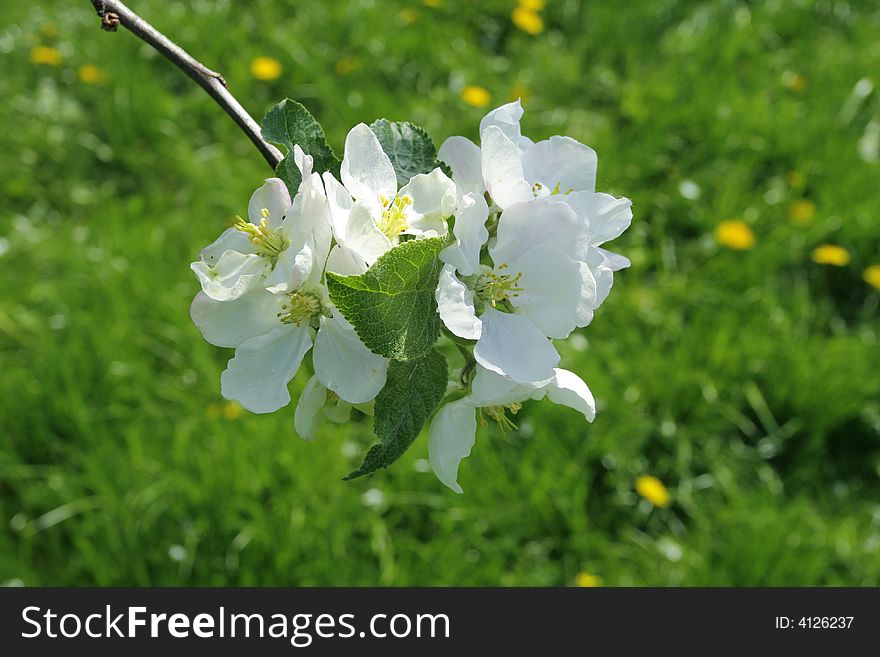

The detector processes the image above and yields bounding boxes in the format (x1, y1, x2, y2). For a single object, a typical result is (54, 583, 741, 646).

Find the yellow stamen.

(481, 402, 522, 432)
(234, 211, 288, 259)
(377, 195, 412, 239)
(278, 290, 324, 326)
(475, 263, 523, 307)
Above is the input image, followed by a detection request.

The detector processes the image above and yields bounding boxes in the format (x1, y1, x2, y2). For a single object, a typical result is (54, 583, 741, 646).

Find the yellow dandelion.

(576, 572, 602, 587)
(785, 170, 805, 189)
(788, 199, 816, 226)
(423, 0, 443, 7)
(223, 401, 244, 421)
(398, 8, 421, 25)
(461, 85, 491, 108)
(519, 0, 546, 9)
(251, 56, 283, 81)
(30, 45, 62, 67)
(77, 64, 105, 84)
(863, 264, 880, 291)
(636, 475, 671, 508)
(335, 55, 360, 77)
(512, 7, 544, 35)
(811, 244, 850, 267)
(715, 219, 756, 250)
(782, 71, 807, 92)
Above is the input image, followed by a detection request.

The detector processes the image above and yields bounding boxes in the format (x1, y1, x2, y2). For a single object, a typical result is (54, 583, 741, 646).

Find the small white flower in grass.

(438, 99, 598, 208)
(437, 196, 596, 384)
(322, 123, 457, 267)
(428, 366, 596, 493)
(191, 146, 331, 300)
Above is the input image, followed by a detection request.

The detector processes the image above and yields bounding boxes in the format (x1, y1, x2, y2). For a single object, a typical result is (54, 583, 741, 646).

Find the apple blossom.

(428, 366, 596, 492)
(191, 146, 331, 301)
(322, 123, 457, 267)
(437, 196, 597, 384)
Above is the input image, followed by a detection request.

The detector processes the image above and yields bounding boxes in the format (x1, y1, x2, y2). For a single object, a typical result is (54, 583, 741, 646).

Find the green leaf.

(327, 237, 445, 361)
(345, 349, 448, 480)
(261, 98, 340, 192)
(369, 119, 444, 187)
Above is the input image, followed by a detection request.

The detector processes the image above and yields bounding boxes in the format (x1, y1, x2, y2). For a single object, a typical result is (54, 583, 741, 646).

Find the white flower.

(436, 196, 596, 384)
(190, 168, 387, 414)
(439, 100, 634, 313)
(294, 375, 374, 440)
(191, 282, 388, 413)
(322, 123, 457, 267)
(438, 99, 599, 209)
(191, 146, 331, 300)
(564, 190, 634, 311)
(428, 366, 596, 492)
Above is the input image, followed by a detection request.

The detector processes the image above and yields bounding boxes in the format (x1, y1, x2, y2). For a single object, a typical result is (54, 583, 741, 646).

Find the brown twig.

(88, 0, 283, 169)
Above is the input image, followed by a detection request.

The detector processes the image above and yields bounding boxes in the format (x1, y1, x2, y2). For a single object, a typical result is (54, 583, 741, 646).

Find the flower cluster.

(190, 99, 633, 491)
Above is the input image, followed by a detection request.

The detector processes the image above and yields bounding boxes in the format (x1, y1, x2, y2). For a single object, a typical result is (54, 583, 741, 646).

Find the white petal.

(190, 288, 286, 348)
(521, 136, 597, 195)
(479, 99, 524, 145)
(470, 365, 538, 407)
(440, 192, 489, 277)
(428, 400, 478, 494)
(313, 313, 388, 404)
(564, 191, 633, 247)
(343, 202, 393, 265)
(436, 264, 482, 340)
(399, 168, 457, 217)
(490, 198, 586, 265)
(322, 171, 354, 241)
(481, 126, 533, 209)
(325, 244, 368, 276)
(248, 178, 291, 229)
(508, 246, 584, 339)
(191, 251, 266, 301)
(341, 123, 397, 204)
(597, 247, 631, 271)
(292, 145, 314, 181)
(583, 247, 612, 309)
(220, 324, 312, 414)
(474, 307, 559, 384)
(576, 260, 598, 324)
(325, 398, 354, 423)
(283, 171, 333, 269)
(437, 136, 484, 197)
(264, 240, 314, 294)
(294, 375, 328, 441)
(544, 368, 596, 421)
(399, 168, 456, 235)
(199, 227, 256, 264)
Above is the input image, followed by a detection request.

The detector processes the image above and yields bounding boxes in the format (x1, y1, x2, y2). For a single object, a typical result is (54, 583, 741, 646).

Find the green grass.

(1, 0, 879, 586)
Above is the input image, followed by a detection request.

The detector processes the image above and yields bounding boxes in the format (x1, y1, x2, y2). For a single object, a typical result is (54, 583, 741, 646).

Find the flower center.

(377, 194, 412, 239)
(531, 181, 571, 198)
(278, 290, 324, 326)
(480, 402, 523, 432)
(474, 263, 523, 308)
(235, 208, 289, 259)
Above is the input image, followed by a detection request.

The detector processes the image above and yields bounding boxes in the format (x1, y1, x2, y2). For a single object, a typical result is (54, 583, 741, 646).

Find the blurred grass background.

(1, 0, 879, 586)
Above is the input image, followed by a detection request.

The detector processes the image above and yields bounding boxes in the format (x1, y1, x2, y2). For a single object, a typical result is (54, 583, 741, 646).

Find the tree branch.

(88, 0, 283, 169)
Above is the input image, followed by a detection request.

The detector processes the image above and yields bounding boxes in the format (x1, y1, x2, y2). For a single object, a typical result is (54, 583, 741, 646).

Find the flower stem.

(86, 0, 283, 170)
